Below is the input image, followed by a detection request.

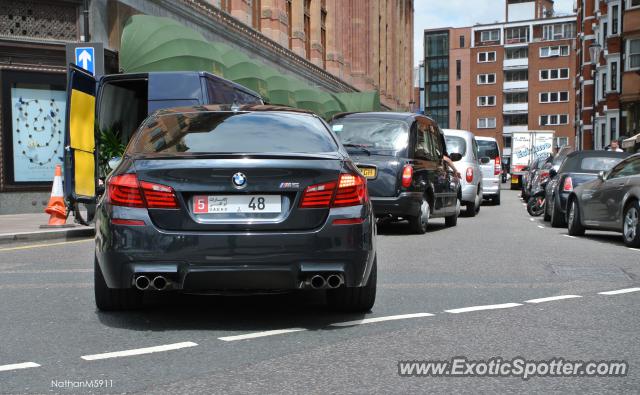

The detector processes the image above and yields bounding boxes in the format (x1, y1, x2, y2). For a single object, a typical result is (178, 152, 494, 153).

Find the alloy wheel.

(624, 207, 638, 242)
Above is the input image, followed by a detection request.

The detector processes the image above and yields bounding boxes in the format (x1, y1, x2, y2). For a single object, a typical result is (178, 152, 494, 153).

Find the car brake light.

(300, 173, 367, 208)
(466, 167, 473, 183)
(108, 174, 179, 209)
(563, 176, 573, 192)
(111, 218, 145, 226)
(402, 165, 413, 188)
(494, 156, 501, 176)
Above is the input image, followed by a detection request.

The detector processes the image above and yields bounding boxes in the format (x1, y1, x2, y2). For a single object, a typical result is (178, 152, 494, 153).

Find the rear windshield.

(330, 118, 409, 153)
(445, 136, 467, 157)
(128, 112, 338, 154)
(477, 140, 499, 159)
(561, 156, 625, 173)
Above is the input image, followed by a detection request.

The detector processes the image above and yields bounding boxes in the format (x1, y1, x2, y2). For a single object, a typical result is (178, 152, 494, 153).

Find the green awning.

(333, 91, 381, 113)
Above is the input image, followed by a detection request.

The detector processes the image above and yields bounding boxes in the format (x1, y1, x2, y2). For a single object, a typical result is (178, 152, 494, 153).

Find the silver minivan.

(476, 136, 501, 205)
(444, 129, 483, 216)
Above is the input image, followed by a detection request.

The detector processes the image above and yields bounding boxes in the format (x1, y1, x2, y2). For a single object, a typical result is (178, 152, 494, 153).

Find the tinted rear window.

(445, 136, 467, 157)
(128, 112, 338, 154)
(330, 118, 409, 153)
(477, 140, 499, 159)
(561, 155, 625, 173)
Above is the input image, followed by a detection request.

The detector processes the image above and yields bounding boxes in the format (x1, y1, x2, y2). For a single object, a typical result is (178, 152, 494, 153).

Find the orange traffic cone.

(41, 164, 71, 228)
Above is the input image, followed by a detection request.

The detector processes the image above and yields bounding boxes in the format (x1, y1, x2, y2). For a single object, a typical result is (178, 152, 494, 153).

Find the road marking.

(219, 329, 306, 342)
(445, 303, 522, 314)
(598, 287, 640, 296)
(563, 235, 576, 239)
(525, 295, 582, 304)
(538, 225, 545, 229)
(529, 218, 535, 222)
(81, 342, 198, 361)
(0, 362, 40, 372)
(0, 238, 93, 252)
(330, 313, 434, 327)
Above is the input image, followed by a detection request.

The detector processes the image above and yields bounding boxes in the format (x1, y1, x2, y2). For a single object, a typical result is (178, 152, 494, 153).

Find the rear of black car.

(94, 108, 376, 311)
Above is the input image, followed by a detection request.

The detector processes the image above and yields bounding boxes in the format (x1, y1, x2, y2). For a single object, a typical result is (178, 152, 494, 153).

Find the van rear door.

(64, 65, 97, 214)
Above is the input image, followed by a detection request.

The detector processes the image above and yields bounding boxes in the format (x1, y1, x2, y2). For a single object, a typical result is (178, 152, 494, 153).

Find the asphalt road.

(1, 187, 639, 394)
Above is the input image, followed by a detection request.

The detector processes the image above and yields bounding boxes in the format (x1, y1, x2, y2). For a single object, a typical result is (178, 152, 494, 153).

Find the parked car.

(443, 129, 483, 216)
(475, 136, 501, 205)
(86, 105, 377, 311)
(567, 153, 640, 247)
(330, 112, 461, 234)
(523, 146, 572, 203)
(544, 150, 630, 227)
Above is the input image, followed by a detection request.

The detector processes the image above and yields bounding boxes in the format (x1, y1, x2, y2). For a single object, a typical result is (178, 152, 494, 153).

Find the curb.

(0, 227, 95, 245)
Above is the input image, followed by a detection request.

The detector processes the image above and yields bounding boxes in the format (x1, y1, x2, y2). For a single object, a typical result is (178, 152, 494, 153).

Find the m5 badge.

(279, 182, 300, 189)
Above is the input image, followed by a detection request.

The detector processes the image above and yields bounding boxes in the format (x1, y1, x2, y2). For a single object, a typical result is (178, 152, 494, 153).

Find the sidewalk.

(0, 212, 94, 244)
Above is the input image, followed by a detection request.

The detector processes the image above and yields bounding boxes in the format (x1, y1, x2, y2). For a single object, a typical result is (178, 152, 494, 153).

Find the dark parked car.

(567, 154, 640, 247)
(80, 105, 377, 311)
(329, 112, 461, 234)
(521, 156, 544, 200)
(544, 150, 630, 227)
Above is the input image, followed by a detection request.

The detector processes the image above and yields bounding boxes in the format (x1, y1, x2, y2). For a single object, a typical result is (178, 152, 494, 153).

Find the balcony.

(503, 125, 529, 135)
(503, 58, 528, 69)
(503, 80, 528, 91)
(503, 103, 529, 113)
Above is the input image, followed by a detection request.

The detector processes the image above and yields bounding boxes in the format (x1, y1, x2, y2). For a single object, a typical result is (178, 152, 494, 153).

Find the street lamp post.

(589, 43, 602, 150)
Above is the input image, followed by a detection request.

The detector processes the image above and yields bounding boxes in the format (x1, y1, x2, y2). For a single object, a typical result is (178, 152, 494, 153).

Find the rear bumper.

(460, 184, 477, 204)
(482, 176, 500, 196)
(370, 192, 423, 218)
(95, 205, 376, 291)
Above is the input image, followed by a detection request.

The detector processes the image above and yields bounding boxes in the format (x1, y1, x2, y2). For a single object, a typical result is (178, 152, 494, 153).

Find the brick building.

(424, 0, 576, 161)
(0, 0, 414, 214)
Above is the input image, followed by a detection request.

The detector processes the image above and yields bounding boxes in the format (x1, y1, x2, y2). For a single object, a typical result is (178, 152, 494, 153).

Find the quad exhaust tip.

(134, 275, 170, 291)
(327, 274, 343, 289)
(152, 276, 169, 291)
(134, 275, 150, 291)
(310, 275, 326, 289)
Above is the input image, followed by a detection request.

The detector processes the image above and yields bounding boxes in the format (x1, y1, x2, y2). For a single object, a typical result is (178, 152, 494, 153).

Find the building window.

(627, 38, 640, 70)
(425, 31, 450, 129)
(480, 29, 500, 43)
(1, 70, 67, 184)
(539, 91, 569, 103)
(478, 51, 496, 63)
(602, 71, 607, 95)
(629, 0, 640, 8)
(477, 117, 496, 129)
(505, 69, 528, 81)
(610, 117, 618, 140)
(603, 21, 608, 42)
(460, 35, 465, 48)
(477, 96, 496, 107)
(287, 0, 292, 49)
(456, 85, 461, 105)
(505, 92, 528, 104)
(540, 114, 569, 126)
(321, 2, 327, 68)
(610, 61, 618, 91)
(542, 23, 576, 40)
(504, 113, 528, 126)
(456, 60, 461, 80)
(303, 0, 311, 58)
(506, 47, 528, 59)
(555, 137, 569, 148)
(611, 4, 619, 35)
(505, 26, 528, 44)
(539, 68, 569, 81)
(456, 111, 461, 129)
(477, 73, 496, 84)
(539, 45, 569, 58)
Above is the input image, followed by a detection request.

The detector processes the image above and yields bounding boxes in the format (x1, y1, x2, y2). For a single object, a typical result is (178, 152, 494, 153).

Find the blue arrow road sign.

(74, 47, 95, 75)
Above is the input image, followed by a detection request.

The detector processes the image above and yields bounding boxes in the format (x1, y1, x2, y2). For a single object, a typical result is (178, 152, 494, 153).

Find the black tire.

(445, 197, 460, 227)
(527, 196, 545, 217)
(567, 198, 585, 236)
(550, 198, 566, 228)
(492, 192, 501, 205)
(465, 202, 477, 217)
(543, 202, 551, 221)
(327, 257, 377, 313)
(622, 200, 640, 247)
(95, 258, 143, 311)
(408, 197, 429, 234)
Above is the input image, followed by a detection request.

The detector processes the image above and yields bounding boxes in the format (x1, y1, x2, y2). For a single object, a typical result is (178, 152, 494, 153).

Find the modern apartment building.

(424, 0, 577, 160)
(576, 0, 640, 149)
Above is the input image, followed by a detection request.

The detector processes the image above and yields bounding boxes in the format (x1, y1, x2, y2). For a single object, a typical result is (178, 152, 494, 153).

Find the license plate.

(358, 167, 377, 179)
(193, 195, 281, 214)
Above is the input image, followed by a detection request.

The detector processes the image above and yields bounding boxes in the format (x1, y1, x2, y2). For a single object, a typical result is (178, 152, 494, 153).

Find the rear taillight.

(494, 156, 501, 176)
(563, 176, 573, 192)
(466, 167, 474, 183)
(108, 174, 179, 209)
(300, 173, 367, 209)
(402, 165, 413, 188)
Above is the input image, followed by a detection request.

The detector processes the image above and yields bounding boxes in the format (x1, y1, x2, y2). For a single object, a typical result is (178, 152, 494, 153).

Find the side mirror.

(449, 152, 463, 162)
(479, 156, 491, 165)
(108, 157, 122, 171)
(598, 170, 606, 181)
(549, 169, 557, 178)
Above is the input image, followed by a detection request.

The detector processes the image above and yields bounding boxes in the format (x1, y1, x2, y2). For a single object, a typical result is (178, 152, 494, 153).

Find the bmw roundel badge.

(232, 172, 247, 189)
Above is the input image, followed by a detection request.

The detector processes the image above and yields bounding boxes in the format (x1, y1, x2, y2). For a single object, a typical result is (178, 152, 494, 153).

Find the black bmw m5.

(94, 105, 377, 312)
